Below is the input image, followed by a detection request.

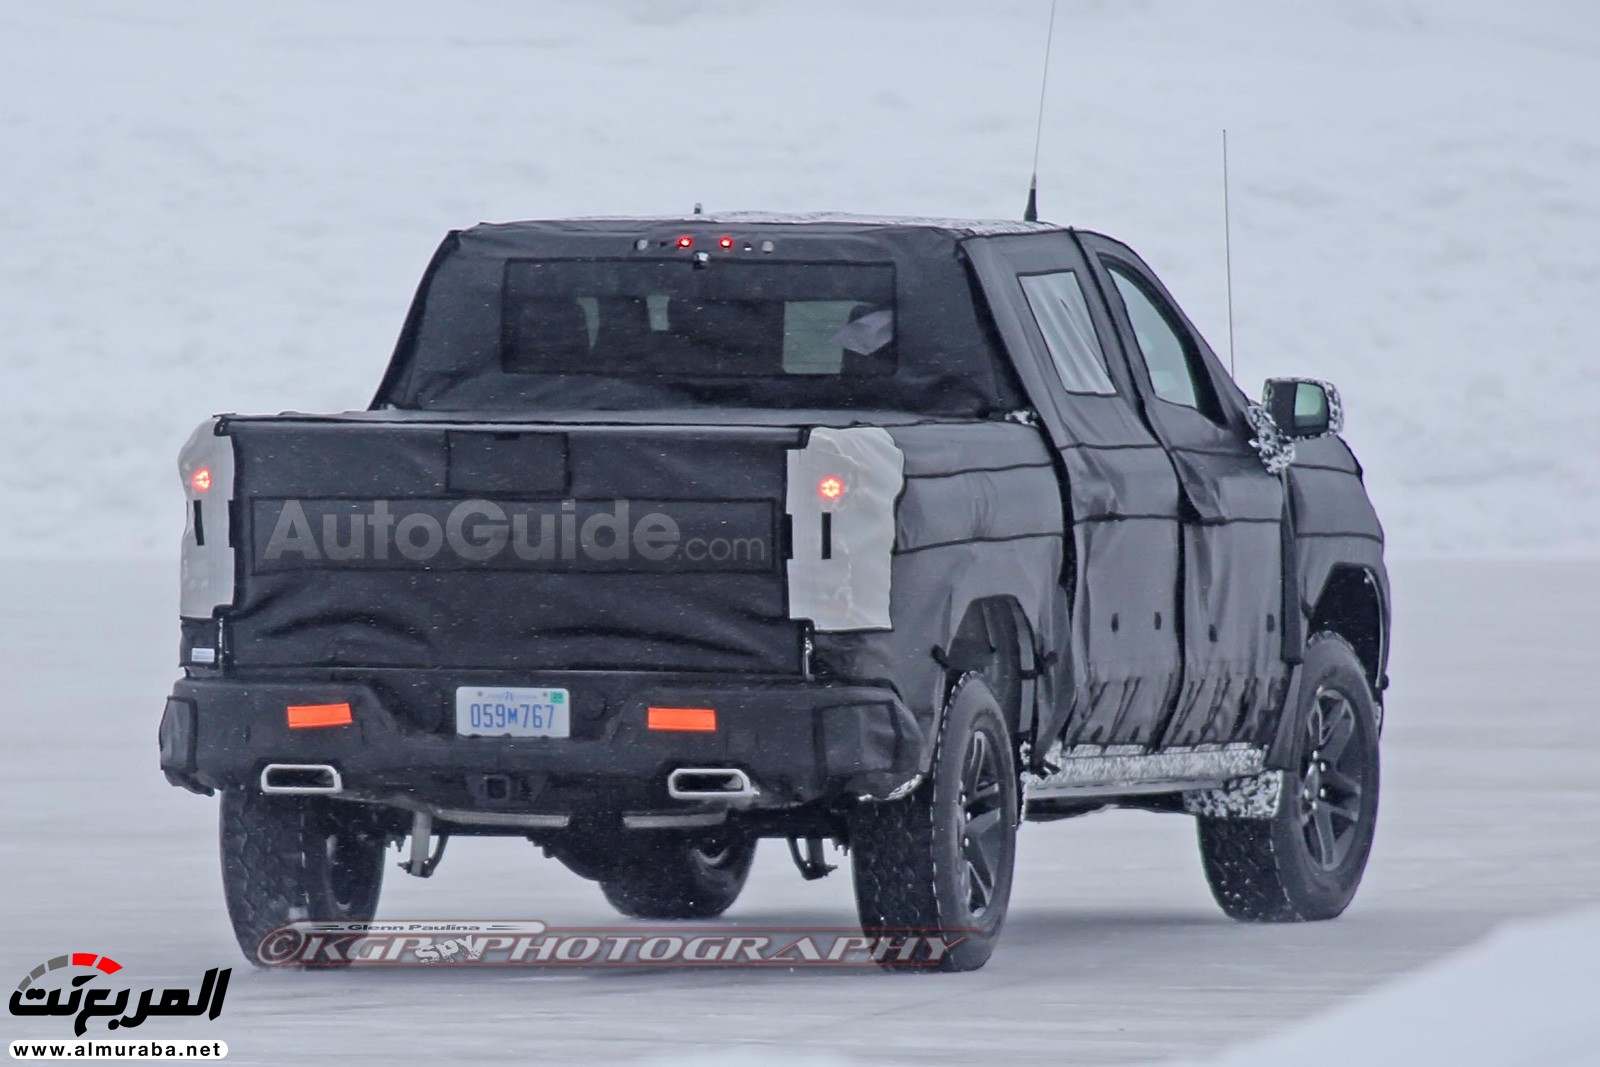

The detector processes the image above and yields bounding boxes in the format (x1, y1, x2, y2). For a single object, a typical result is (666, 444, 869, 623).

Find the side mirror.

(1262, 378, 1343, 440)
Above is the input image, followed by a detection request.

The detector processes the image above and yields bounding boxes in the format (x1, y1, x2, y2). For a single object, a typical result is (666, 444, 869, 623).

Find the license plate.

(455, 687, 570, 738)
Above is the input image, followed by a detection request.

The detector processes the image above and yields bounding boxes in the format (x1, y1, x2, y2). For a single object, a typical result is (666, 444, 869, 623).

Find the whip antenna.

(1222, 128, 1237, 378)
(1023, 0, 1059, 222)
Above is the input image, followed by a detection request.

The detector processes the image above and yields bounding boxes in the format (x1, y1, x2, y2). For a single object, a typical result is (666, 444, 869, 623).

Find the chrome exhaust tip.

(666, 767, 757, 801)
(260, 763, 343, 795)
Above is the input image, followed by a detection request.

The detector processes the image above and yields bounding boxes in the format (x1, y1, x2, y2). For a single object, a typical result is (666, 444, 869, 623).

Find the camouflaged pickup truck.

(160, 213, 1389, 970)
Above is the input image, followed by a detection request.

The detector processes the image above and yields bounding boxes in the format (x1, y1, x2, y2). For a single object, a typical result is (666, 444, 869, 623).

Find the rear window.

(502, 259, 897, 378)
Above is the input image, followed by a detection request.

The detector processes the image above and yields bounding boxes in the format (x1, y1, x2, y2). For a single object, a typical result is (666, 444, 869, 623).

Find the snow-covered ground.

(3, 559, 1597, 1064)
(2, 0, 1599, 557)
(1176, 905, 1600, 1067)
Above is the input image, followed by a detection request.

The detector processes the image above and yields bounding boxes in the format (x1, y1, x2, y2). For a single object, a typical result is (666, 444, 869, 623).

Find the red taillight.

(287, 703, 353, 729)
(676, 235, 694, 249)
(191, 467, 212, 493)
(718, 236, 734, 249)
(647, 706, 717, 732)
(818, 476, 844, 501)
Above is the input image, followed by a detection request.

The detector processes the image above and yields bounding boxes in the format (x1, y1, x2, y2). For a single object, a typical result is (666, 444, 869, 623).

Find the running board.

(1024, 742, 1266, 800)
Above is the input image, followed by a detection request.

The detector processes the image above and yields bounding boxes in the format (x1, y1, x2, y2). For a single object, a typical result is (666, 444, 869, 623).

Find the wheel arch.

(939, 595, 1037, 743)
(1306, 564, 1386, 693)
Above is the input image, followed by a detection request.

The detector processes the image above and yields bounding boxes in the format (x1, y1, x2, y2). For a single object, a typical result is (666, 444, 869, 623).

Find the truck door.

(1077, 232, 1288, 748)
(964, 233, 1182, 752)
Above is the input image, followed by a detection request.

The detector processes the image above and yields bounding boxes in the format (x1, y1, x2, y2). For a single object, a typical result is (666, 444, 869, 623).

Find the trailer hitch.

(787, 836, 836, 881)
(401, 810, 450, 878)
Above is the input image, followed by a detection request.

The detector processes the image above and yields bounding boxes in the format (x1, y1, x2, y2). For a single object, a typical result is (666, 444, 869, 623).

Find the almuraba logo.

(9, 952, 229, 1036)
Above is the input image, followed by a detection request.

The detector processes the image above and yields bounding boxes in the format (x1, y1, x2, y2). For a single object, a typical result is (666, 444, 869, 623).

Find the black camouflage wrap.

(172, 215, 1387, 800)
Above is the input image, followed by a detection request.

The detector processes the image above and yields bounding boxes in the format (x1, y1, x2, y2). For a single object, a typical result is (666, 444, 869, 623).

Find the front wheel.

(219, 790, 386, 964)
(849, 674, 1018, 972)
(598, 830, 757, 920)
(1197, 632, 1381, 921)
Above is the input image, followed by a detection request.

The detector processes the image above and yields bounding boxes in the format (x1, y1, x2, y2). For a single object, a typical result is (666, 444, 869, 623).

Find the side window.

(1106, 263, 1222, 422)
(1018, 271, 1116, 396)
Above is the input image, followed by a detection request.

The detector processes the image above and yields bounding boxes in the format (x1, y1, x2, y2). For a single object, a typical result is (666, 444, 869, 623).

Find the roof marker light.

(718, 236, 734, 249)
(676, 235, 694, 249)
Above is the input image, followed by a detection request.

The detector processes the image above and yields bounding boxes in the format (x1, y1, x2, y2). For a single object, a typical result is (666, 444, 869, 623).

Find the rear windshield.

(502, 259, 896, 378)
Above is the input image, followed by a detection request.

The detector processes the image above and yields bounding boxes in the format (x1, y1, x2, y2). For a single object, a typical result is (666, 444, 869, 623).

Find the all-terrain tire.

(598, 831, 757, 920)
(219, 789, 386, 964)
(850, 674, 1018, 972)
(1198, 632, 1381, 922)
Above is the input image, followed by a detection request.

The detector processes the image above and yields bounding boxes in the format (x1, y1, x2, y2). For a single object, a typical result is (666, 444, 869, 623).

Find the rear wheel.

(1197, 633, 1380, 921)
(598, 830, 757, 920)
(219, 789, 387, 964)
(849, 674, 1018, 972)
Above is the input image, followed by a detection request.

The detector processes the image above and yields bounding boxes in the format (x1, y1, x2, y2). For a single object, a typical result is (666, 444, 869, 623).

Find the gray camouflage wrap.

(178, 418, 235, 619)
(785, 427, 903, 632)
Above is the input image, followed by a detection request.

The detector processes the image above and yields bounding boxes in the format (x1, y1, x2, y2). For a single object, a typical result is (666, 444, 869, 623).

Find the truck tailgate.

(219, 418, 801, 673)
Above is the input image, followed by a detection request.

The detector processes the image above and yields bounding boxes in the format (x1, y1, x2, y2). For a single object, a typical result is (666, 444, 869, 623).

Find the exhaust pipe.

(260, 763, 343, 795)
(667, 767, 757, 801)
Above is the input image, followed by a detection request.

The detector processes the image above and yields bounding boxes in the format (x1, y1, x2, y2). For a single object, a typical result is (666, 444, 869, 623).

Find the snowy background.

(2, 0, 1598, 558)
(4, 2, 1600, 1065)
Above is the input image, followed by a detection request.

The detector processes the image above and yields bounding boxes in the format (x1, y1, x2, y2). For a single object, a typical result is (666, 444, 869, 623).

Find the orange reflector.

(647, 706, 717, 732)
(287, 703, 353, 729)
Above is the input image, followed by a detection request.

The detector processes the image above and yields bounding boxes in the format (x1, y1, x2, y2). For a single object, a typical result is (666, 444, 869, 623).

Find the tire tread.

(1197, 631, 1377, 923)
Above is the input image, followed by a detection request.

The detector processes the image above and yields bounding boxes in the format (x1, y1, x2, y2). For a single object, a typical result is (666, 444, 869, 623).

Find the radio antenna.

(1023, 0, 1059, 222)
(1222, 128, 1237, 378)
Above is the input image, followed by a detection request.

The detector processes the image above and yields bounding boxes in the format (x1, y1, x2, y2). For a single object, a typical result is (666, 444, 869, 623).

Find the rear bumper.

(158, 671, 926, 824)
